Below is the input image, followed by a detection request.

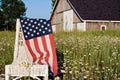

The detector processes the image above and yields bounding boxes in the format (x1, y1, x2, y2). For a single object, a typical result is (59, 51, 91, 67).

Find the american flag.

(20, 18, 58, 76)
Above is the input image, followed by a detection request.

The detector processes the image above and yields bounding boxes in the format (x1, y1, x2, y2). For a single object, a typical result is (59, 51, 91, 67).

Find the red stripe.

(33, 38, 43, 64)
(49, 34, 58, 76)
(25, 40, 37, 62)
(41, 36, 50, 64)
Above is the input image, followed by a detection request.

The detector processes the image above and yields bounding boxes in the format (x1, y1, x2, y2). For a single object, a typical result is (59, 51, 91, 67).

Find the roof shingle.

(68, 0, 120, 21)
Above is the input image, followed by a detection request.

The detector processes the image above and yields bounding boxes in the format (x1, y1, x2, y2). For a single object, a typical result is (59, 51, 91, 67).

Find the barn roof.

(68, 0, 120, 21)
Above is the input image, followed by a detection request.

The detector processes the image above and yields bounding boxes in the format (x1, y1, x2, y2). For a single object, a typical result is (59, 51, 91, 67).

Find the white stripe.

(29, 39, 40, 59)
(24, 44, 33, 62)
(45, 35, 53, 69)
(23, 40, 33, 62)
(35, 58, 40, 64)
(37, 38, 47, 64)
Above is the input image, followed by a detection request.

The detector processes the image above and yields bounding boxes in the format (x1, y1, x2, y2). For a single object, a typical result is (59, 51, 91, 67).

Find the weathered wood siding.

(51, 0, 80, 32)
(51, 0, 120, 32)
(51, 0, 71, 32)
(114, 22, 120, 30)
(86, 22, 120, 30)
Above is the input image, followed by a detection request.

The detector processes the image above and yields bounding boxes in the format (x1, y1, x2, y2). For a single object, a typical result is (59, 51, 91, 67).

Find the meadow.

(0, 30, 120, 80)
(0, 31, 15, 73)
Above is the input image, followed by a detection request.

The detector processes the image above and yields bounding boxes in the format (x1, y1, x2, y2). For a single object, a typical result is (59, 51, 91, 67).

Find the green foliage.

(0, 31, 15, 73)
(0, 10, 5, 30)
(0, 0, 26, 30)
(51, 0, 56, 8)
(0, 30, 120, 80)
(54, 30, 120, 80)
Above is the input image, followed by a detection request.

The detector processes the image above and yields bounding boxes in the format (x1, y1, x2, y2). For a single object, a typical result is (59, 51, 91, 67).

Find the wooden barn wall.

(63, 0, 81, 31)
(51, 0, 80, 32)
(73, 12, 81, 30)
(73, 12, 80, 23)
(51, 0, 70, 31)
(63, 0, 71, 11)
(111, 22, 120, 30)
(86, 22, 120, 30)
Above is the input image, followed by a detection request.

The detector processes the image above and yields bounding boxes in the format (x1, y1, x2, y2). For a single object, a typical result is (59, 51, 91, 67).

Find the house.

(50, 0, 120, 32)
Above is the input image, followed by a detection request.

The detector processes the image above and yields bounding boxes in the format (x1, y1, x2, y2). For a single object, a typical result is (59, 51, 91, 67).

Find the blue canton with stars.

(20, 18, 52, 40)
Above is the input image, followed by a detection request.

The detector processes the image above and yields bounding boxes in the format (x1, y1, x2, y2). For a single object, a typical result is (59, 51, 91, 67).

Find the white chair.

(5, 19, 48, 80)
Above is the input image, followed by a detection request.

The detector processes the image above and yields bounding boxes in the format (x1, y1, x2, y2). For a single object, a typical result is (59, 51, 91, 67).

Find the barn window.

(100, 25, 107, 30)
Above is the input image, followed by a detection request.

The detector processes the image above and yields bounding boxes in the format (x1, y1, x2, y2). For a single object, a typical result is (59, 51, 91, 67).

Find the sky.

(22, 0, 52, 19)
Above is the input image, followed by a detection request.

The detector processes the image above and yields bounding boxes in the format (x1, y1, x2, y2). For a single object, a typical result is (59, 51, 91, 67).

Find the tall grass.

(0, 31, 15, 73)
(0, 30, 120, 80)
(55, 30, 120, 80)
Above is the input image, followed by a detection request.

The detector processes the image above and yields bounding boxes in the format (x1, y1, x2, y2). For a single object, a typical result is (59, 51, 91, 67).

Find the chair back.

(12, 19, 31, 65)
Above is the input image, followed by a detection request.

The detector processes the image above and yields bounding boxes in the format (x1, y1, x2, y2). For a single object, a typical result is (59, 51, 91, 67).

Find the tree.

(1, 0, 26, 30)
(52, 0, 56, 8)
(0, 1, 5, 30)
(0, 10, 5, 30)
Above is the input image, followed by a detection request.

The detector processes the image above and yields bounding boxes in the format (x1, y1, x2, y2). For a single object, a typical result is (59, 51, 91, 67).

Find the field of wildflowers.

(0, 30, 120, 80)
(0, 31, 15, 73)
(54, 30, 120, 80)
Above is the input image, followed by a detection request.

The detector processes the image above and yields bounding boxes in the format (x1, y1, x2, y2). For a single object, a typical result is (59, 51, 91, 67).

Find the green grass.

(54, 30, 120, 80)
(0, 30, 120, 80)
(0, 31, 15, 73)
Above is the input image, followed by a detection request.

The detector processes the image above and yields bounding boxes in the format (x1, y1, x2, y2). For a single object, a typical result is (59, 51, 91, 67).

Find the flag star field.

(20, 18, 52, 40)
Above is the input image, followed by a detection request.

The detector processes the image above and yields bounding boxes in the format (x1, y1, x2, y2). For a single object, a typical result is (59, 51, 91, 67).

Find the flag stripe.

(45, 34, 53, 70)
(37, 37, 47, 64)
(20, 18, 58, 75)
(33, 38, 44, 64)
(25, 40, 37, 62)
(49, 34, 58, 75)
(41, 36, 50, 64)
(23, 38, 33, 62)
(30, 39, 40, 58)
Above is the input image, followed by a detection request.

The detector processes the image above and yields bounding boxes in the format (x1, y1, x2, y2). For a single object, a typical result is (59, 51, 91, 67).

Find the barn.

(50, 0, 120, 32)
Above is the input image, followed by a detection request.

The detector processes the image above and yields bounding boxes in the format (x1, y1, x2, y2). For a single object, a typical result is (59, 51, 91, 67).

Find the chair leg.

(5, 66, 9, 80)
(44, 74, 48, 80)
(13, 76, 23, 80)
(5, 73, 9, 80)
(31, 76, 41, 80)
